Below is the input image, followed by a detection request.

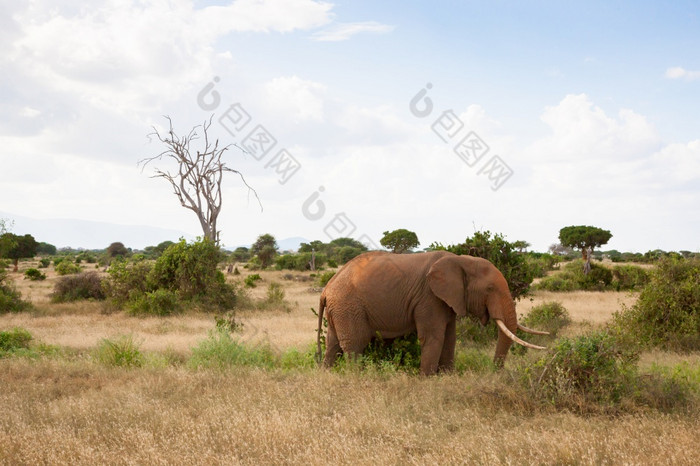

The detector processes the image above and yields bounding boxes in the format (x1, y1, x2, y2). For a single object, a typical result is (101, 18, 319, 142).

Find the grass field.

(1, 260, 699, 465)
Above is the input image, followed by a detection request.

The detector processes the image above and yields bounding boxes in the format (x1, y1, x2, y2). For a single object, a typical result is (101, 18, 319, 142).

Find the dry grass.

(1, 359, 698, 465)
(1, 261, 699, 464)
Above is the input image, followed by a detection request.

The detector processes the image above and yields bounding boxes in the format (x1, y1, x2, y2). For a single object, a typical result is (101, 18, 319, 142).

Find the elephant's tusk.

(495, 319, 547, 350)
(518, 323, 550, 336)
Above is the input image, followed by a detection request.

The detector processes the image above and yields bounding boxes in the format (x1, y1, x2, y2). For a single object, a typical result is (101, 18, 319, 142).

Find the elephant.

(316, 250, 547, 375)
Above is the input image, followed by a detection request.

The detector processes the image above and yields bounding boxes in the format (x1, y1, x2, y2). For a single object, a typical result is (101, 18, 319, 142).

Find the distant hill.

(0, 212, 194, 250)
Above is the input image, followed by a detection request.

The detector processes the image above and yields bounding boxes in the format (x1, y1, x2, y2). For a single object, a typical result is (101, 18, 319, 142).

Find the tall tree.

(140, 116, 259, 244)
(251, 234, 278, 268)
(559, 225, 612, 274)
(0, 233, 38, 272)
(380, 229, 420, 254)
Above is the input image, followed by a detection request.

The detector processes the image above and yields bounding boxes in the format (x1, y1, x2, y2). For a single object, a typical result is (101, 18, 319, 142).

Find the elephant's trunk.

(492, 295, 518, 367)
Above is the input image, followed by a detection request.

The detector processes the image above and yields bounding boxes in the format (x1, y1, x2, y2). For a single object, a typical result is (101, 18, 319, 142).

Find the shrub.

(94, 334, 143, 367)
(0, 264, 32, 313)
(524, 330, 639, 407)
(454, 348, 495, 373)
(189, 328, 277, 369)
(24, 268, 46, 281)
(0, 327, 33, 354)
(52, 271, 106, 302)
(55, 259, 81, 276)
(103, 258, 153, 307)
(521, 301, 571, 337)
(535, 260, 612, 291)
(317, 271, 335, 287)
(214, 310, 244, 334)
(456, 317, 497, 347)
(244, 273, 262, 288)
(611, 264, 650, 291)
(126, 289, 181, 316)
(612, 257, 700, 351)
(38, 258, 51, 268)
(362, 332, 422, 372)
(150, 238, 225, 300)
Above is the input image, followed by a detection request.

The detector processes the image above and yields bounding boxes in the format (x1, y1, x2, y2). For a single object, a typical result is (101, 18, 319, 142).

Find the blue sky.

(1, 1, 699, 252)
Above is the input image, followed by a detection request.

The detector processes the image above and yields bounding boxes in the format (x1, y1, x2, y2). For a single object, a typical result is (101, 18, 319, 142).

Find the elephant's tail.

(316, 294, 326, 365)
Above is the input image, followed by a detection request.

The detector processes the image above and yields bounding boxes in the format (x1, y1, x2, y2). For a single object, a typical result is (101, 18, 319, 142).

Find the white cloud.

(265, 76, 327, 122)
(665, 66, 700, 81)
(312, 21, 395, 41)
(530, 93, 659, 162)
(7, 0, 334, 118)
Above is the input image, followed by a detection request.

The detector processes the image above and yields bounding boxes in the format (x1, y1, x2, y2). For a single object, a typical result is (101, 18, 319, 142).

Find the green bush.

(520, 301, 571, 337)
(0, 265, 32, 313)
(189, 328, 277, 369)
(104, 239, 238, 313)
(55, 259, 81, 276)
(38, 258, 51, 268)
(126, 289, 181, 316)
(523, 330, 639, 407)
(103, 258, 153, 307)
(94, 335, 143, 367)
(51, 271, 106, 302)
(535, 260, 613, 291)
(275, 252, 327, 271)
(0, 327, 33, 354)
(456, 317, 498, 347)
(525, 253, 561, 278)
(24, 268, 46, 281)
(317, 271, 335, 287)
(612, 257, 700, 351)
(150, 238, 225, 300)
(244, 273, 262, 288)
(611, 264, 650, 291)
(361, 332, 422, 372)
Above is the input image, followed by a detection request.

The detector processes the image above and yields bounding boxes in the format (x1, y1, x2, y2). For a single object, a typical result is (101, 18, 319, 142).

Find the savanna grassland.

(1, 260, 699, 465)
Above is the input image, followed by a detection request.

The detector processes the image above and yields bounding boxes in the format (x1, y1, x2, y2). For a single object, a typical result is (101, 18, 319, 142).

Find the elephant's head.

(426, 254, 546, 366)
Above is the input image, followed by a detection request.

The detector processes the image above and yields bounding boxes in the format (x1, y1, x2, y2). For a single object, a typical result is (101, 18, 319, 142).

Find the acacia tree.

(559, 225, 612, 274)
(380, 229, 420, 253)
(251, 233, 278, 268)
(140, 116, 259, 244)
(0, 233, 38, 272)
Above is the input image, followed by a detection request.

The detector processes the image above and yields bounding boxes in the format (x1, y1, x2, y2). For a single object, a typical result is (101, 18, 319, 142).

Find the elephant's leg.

(438, 318, 456, 373)
(322, 320, 342, 368)
(416, 320, 447, 376)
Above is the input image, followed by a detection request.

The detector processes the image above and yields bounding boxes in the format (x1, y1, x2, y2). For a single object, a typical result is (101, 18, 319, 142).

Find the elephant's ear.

(427, 256, 467, 317)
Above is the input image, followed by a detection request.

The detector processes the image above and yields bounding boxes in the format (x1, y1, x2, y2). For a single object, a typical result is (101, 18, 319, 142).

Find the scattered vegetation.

(317, 270, 336, 287)
(522, 330, 639, 410)
(0, 260, 32, 313)
(521, 301, 571, 337)
(0, 327, 33, 354)
(244, 273, 262, 288)
(103, 238, 239, 315)
(536, 260, 649, 292)
(55, 259, 82, 276)
(612, 257, 700, 351)
(24, 268, 46, 281)
(51, 271, 106, 302)
(94, 334, 143, 367)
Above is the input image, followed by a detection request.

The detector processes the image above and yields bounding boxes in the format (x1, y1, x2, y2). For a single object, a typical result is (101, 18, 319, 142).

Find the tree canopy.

(252, 234, 278, 268)
(559, 225, 612, 274)
(380, 229, 420, 254)
(0, 233, 38, 272)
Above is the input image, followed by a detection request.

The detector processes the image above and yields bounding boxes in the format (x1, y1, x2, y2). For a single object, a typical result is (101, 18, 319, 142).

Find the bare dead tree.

(140, 116, 260, 244)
